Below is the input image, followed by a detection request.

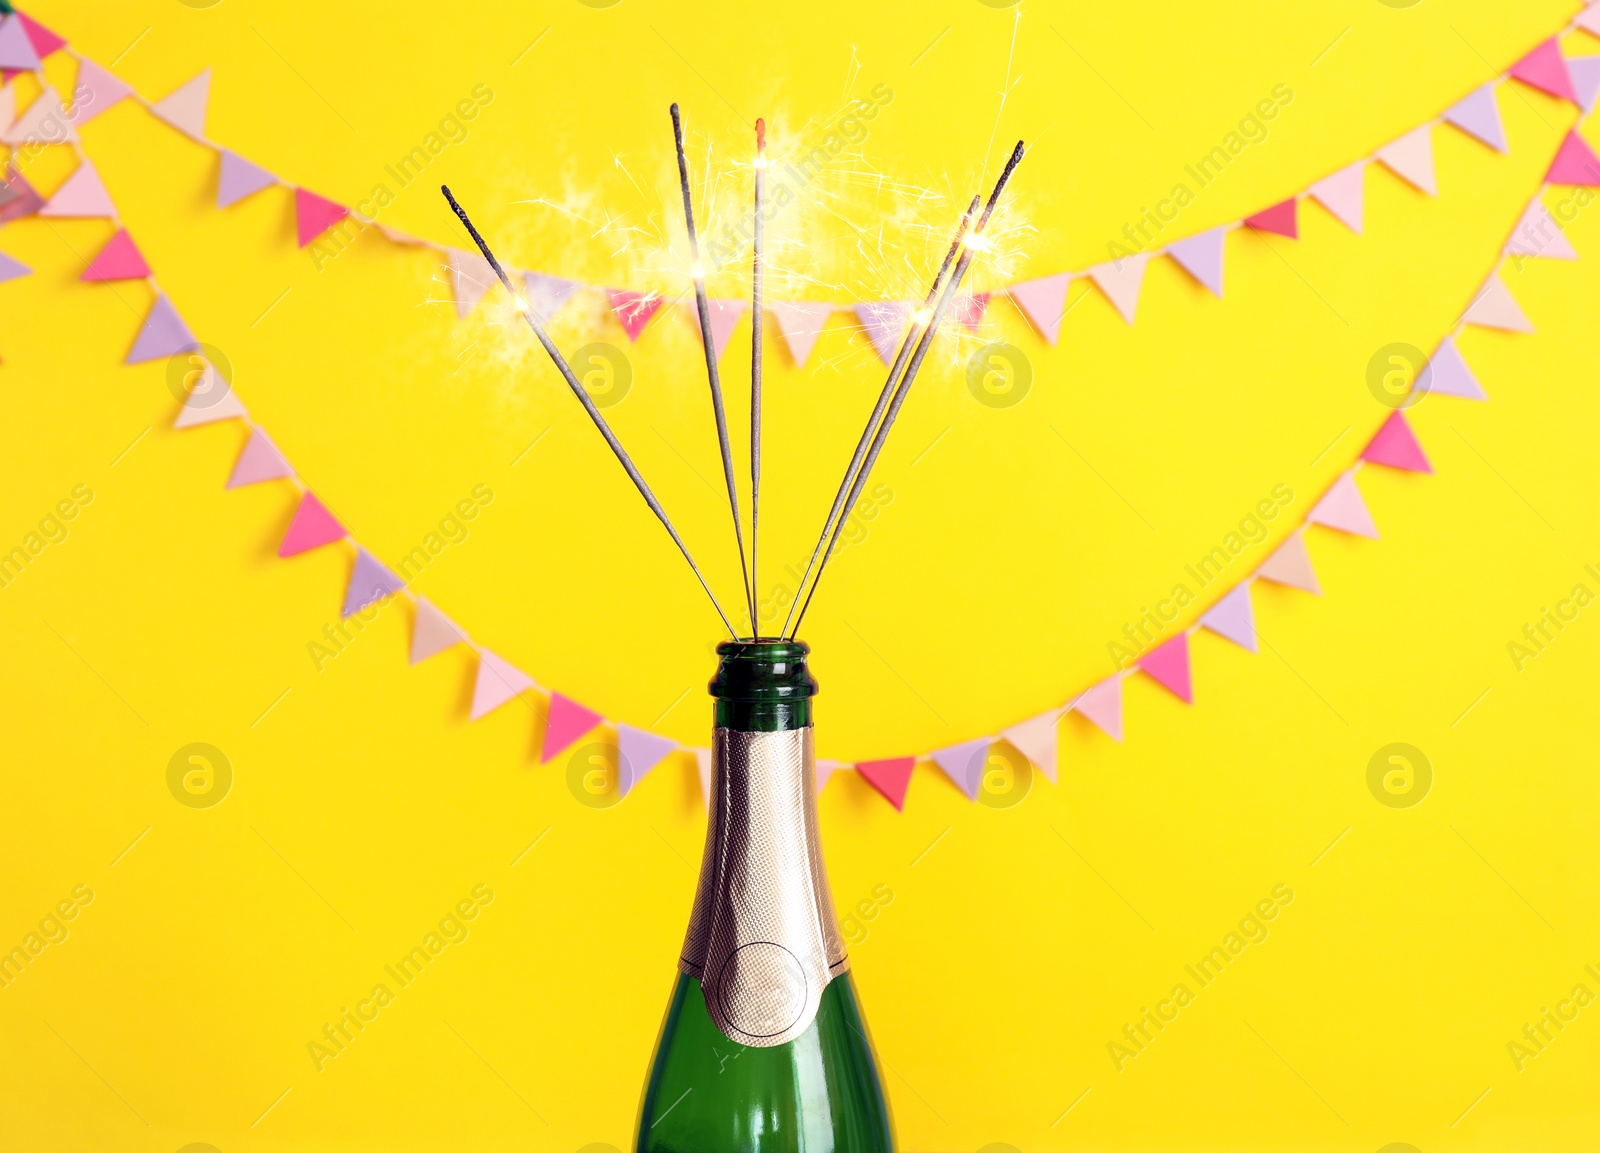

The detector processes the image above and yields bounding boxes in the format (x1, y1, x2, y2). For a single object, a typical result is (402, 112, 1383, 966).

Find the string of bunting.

(3, 8, 1599, 810)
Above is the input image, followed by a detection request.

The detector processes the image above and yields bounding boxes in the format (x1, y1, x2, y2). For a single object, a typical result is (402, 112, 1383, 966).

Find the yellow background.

(2, 0, 1599, 1149)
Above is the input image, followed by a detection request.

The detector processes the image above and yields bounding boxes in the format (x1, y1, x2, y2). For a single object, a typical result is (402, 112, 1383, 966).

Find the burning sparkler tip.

(756, 117, 766, 150)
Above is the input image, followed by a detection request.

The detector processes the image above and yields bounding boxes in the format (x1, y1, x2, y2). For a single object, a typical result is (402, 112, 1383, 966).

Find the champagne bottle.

(635, 640, 895, 1152)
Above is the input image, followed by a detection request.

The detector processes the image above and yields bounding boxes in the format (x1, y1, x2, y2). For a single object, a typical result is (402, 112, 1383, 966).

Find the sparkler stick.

(671, 103, 756, 637)
(440, 184, 740, 639)
(788, 141, 1025, 639)
(750, 118, 766, 636)
(778, 193, 982, 640)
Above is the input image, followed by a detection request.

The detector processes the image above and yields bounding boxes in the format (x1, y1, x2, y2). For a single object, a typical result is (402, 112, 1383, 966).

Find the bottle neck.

(708, 640, 818, 732)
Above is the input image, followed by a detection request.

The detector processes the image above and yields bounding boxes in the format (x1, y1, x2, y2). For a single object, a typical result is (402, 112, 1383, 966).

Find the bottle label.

(680, 726, 849, 1047)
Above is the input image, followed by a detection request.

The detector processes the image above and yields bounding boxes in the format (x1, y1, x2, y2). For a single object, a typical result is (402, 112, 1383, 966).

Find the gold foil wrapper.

(680, 726, 849, 1047)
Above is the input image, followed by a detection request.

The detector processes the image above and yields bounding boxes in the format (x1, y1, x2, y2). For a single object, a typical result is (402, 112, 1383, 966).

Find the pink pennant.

(1308, 472, 1378, 538)
(1580, 2, 1600, 36)
(695, 747, 714, 804)
(0, 251, 29, 283)
(1137, 635, 1192, 703)
(522, 271, 579, 322)
(952, 291, 990, 333)
(1070, 676, 1123, 741)
(16, 14, 65, 59)
(1257, 535, 1321, 594)
(930, 737, 990, 799)
(770, 300, 833, 366)
(128, 295, 199, 364)
(343, 548, 406, 617)
(152, 69, 211, 138)
(1166, 228, 1225, 296)
(82, 229, 150, 281)
(1442, 84, 1508, 152)
(1546, 130, 1600, 186)
(1001, 712, 1060, 783)
(296, 188, 349, 247)
(470, 649, 534, 720)
(41, 161, 115, 218)
(1461, 277, 1533, 332)
(1244, 198, 1297, 238)
(1087, 253, 1148, 324)
(278, 492, 346, 557)
(1308, 162, 1366, 233)
(692, 298, 747, 361)
(1362, 410, 1432, 473)
(1569, 57, 1600, 114)
(173, 361, 245, 428)
(73, 59, 133, 123)
(448, 248, 492, 317)
(1006, 272, 1070, 345)
(1198, 584, 1257, 653)
(1375, 125, 1437, 195)
(617, 724, 677, 797)
(854, 301, 910, 365)
(1505, 201, 1577, 260)
(856, 757, 915, 811)
(541, 692, 604, 762)
(3, 89, 75, 145)
(1420, 337, 1487, 401)
(607, 289, 663, 340)
(226, 429, 294, 488)
(0, 14, 40, 70)
(217, 150, 276, 209)
(409, 597, 464, 664)
(1508, 39, 1578, 104)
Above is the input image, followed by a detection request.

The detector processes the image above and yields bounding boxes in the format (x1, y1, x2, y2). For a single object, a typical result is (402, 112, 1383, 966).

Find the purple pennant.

(0, 250, 29, 283)
(617, 724, 677, 797)
(127, 295, 199, 364)
(1442, 85, 1507, 153)
(854, 301, 910, 365)
(226, 429, 295, 488)
(930, 737, 991, 799)
(217, 150, 277, 209)
(1166, 228, 1225, 297)
(0, 168, 44, 223)
(342, 548, 406, 617)
(523, 271, 580, 323)
(1199, 582, 1259, 653)
(0, 14, 42, 71)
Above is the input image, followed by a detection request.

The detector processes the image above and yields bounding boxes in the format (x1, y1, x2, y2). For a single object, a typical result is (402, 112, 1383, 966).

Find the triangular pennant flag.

(409, 597, 464, 664)
(295, 187, 349, 247)
(1071, 676, 1123, 741)
(1580, 2, 1600, 36)
(151, 68, 211, 138)
(1257, 534, 1321, 593)
(0, 14, 41, 70)
(1362, 410, 1432, 473)
(541, 692, 604, 762)
(1420, 337, 1487, 400)
(1166, 228, 1225, 296)
(2, 88, 75, 145)
(1244, 198, 1297, 238)
(0, 84, 11, 136)
(617, 724, 677, 797)
(0, 251, 29, 283)
(81, 229, 150, 281)
(128, 295, 199, 363)
(930, 737, 990, 800)
(73, 59, 133, 123)
(816, 759, 842, 795)
(16, 14, 65, 59)
(0, 168, 45, 223)
(470, 649, 534, 720)
(448, 248, 492, 317)
(1308, 162, 1366, 233)
(606, 289, 663, 340)
(1137, 634, 1192, 704)
(1461, 277, 1533, 332)
(692, 298, 748, 361)
(1198, 584, 1258, 653)
(1001, 712, 1060, 784)
(217, 150, 276, 209)
(1308, 472, 1378, 538)
(856, 757, 915, 811)
(854, 301, 910, 365)
(41, 160, 115, 217)
(770, 300, 833, 366)
(695, 747, 714, 804)
(173, 359, 244, 428)
(226, 429, 294, 488)
(522, 271, 579, 322)
(1442, 84, 1508, 152)
(1508, 39, 1578, 104)
(952, 291, 990, 333)
(278, 492, 346, 556)
(1375, 125, 1437, 195)
(1087, 253, 1148, 324)
(1546, 130, 1600, 186)
(343, 548, 406, 617)
(1569, 57, 1600, 114)
(1007, 272, 1071, 345)
(1505, 201, 1578, 260)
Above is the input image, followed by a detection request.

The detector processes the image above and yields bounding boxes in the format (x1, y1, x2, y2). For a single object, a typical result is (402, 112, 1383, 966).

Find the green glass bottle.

(635, 640, 895, 1153)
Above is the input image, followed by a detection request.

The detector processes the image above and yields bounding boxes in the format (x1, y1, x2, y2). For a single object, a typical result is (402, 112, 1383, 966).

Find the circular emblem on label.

(716, 942, 808, 1039)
